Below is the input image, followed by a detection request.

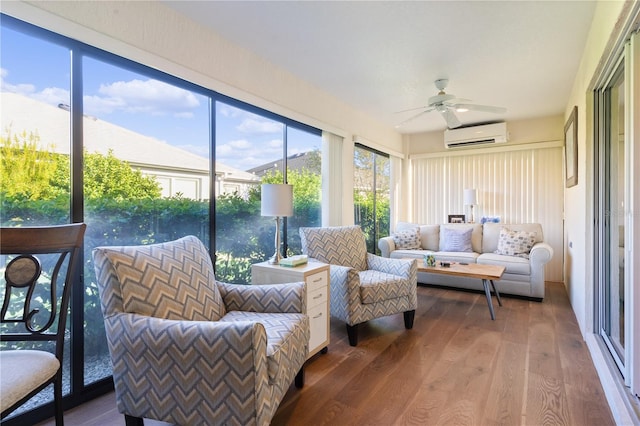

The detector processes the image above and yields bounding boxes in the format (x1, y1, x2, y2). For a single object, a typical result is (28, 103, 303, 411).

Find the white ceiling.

(162, 1, 596, 134)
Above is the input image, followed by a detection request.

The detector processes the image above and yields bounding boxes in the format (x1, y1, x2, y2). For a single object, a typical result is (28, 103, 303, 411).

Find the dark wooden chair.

(0, 223, 86, 425)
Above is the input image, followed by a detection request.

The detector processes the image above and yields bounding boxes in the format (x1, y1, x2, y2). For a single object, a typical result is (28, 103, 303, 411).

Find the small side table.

(251, 261, 330, 359)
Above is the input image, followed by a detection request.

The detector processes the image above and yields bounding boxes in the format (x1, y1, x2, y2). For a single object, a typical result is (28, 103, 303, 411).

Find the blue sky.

(1, 25, 320, 171)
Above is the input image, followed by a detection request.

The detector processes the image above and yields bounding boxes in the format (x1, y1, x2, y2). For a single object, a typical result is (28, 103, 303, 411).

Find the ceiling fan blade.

(453, 103, 507, 114)
(395, 108, 434, 128)
(440, 108, 461, 128)
(394, 106, 428, 114)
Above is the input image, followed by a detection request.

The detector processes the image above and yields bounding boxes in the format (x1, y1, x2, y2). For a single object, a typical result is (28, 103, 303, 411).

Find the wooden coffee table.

(417, 261, 506, 320)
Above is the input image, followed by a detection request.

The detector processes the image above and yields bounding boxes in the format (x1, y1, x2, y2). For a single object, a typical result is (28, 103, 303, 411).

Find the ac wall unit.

(444, 122, 508, 149)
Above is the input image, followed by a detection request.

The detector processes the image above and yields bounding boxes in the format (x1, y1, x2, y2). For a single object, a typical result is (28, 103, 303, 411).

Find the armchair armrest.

(217, 281, 306, 313)
(367, 253, 416, 278)
(105, 313, 269, 422)
(378, 236, 396, 258)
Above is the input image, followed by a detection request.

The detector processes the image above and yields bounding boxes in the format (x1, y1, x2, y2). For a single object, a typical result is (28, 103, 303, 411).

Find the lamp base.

(269, 216, 283, 265)
(268, 252, 283, 265)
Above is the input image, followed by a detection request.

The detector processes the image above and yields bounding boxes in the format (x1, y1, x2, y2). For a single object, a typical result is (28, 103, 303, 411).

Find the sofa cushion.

(220, 311, 307, 384)
(477, 253, 531, 275)
(101, 235, 225, 321)
(358, 270, 411, 304)
(433, 252, 480, 263)
(495, 228, 537, 259)
(396, 222, 440, 250)
(392, 227, 421, 250)
(440, 227, 473, 252)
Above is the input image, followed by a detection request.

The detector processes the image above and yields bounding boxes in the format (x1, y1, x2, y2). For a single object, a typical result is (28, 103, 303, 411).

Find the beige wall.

(405, 115, 564, 155)
(563, 0, 628, 337)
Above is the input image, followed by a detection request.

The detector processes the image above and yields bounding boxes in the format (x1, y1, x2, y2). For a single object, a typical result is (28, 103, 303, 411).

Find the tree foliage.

(1, 130, 161, 203)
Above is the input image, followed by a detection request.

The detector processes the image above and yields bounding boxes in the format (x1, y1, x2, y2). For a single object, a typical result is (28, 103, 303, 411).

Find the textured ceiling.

(162, 1, 596, 134)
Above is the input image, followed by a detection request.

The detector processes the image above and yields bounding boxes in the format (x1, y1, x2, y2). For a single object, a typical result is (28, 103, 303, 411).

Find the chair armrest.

(105, 313, 269, 420)
(217, 281, 306, 313)
(367, 253, 416, 278)
(530, 242, 553, 266)
(378, 236, 396, 258)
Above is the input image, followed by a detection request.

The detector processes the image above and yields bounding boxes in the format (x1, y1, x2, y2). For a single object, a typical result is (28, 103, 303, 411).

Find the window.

(0, 23, 72, 417)
(81, 55, 211, 386)
(0, 14, 321, 424)
(354, 144, 390, 254)
(214, 101, 321, 282)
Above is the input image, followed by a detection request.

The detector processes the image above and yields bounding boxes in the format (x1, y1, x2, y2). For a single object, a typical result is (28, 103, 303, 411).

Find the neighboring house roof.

(0, 92, 259, 183)
(248, 151, 317, 177)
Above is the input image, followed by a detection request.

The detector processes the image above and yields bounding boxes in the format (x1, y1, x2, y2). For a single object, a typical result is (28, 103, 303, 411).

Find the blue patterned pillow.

(440, 227, 473, 252)
(495, 228, 537, 258)
(392, 228, 421, 250)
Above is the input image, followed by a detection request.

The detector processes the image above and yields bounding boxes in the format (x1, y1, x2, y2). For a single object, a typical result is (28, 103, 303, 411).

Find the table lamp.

(261, 184, 293, 264)
(464, 188, 477, 223)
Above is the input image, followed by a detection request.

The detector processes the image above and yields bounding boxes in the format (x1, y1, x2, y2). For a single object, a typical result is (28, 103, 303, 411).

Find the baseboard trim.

(586, 333, 639, 425)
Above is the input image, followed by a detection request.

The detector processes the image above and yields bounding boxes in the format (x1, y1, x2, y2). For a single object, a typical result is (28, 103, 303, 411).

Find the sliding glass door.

(596, 61, 626, 370)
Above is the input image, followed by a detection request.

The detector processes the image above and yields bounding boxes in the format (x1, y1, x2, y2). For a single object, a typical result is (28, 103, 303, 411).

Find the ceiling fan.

(396, 79, 506, 129)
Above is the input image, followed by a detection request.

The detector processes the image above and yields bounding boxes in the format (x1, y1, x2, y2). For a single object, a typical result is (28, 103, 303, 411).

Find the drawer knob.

(313, 312, 323, 319)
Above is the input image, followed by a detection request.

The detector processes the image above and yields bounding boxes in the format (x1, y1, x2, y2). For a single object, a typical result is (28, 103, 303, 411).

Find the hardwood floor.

(37, 282, 614, 426)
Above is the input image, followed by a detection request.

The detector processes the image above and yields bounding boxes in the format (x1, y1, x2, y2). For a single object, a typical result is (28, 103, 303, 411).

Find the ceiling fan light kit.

(397, 78, 506, 129)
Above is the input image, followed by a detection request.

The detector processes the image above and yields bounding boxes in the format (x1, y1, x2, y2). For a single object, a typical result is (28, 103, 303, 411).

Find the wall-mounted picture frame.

(565, 106, 578, 188)
(448, 214, 466, 224)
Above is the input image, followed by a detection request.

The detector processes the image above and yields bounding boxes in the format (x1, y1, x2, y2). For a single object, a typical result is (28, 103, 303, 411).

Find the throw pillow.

(495, 228, 537, 258)
(392, 227, 421, 250)
(440, 227, 473, 252)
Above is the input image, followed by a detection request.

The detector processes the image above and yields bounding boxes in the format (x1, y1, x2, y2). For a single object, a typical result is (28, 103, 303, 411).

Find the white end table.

(251, 261, 330, 359)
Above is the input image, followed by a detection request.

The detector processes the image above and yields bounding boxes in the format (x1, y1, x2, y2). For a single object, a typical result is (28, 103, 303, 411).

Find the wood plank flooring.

(37, 282, 614, 426)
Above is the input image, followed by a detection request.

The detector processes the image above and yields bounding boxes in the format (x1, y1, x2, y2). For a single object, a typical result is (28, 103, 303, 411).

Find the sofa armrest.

(105, 313, 269, 421)
(217, 281, 306, 313)
(378, 236, 396, 258)
(529, 242, 554, 266)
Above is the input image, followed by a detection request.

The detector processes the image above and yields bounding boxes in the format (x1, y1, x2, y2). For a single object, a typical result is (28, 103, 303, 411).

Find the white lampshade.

(261, 184, 293, 217)
(463, 188, 477, 205)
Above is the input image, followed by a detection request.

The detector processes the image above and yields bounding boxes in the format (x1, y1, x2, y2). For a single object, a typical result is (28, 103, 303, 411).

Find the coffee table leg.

(490, 280, 503, 306)
(482, 279, 496, 320)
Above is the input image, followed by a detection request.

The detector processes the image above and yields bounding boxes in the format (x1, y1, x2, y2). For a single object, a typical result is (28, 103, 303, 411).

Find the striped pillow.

(440, 227, 473, 252)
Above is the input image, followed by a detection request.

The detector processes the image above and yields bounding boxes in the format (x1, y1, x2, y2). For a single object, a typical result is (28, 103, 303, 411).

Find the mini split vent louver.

(444, 122, 509, 149)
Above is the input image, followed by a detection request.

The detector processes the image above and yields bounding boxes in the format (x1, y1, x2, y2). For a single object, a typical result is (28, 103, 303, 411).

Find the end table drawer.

(308, 303, 327, 352)
(307, 271, 327, 292)
(308, 286, 327, 309)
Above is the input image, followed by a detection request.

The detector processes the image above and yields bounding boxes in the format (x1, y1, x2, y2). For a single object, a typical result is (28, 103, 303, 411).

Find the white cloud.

(94, 79, 200, 117)
(216, 138, 284, 170)
(237, 118, 282, 134)
(1, 67, 42, 98)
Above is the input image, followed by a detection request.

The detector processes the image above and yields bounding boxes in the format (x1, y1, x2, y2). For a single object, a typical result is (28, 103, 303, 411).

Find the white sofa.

(378, 222, 553, 300)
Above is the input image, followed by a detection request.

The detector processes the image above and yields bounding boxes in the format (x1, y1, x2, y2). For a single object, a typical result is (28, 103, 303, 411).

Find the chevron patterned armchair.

(299, 226, 417, 346)
(93, 235, 309, 426)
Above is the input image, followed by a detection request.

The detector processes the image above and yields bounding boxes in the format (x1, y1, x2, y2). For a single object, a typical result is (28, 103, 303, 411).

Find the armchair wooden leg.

(295, 366, 305, 388)
(346, 323, 359, 346)
(404, 310, 415, 329)
(125, 414, 144, 426)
